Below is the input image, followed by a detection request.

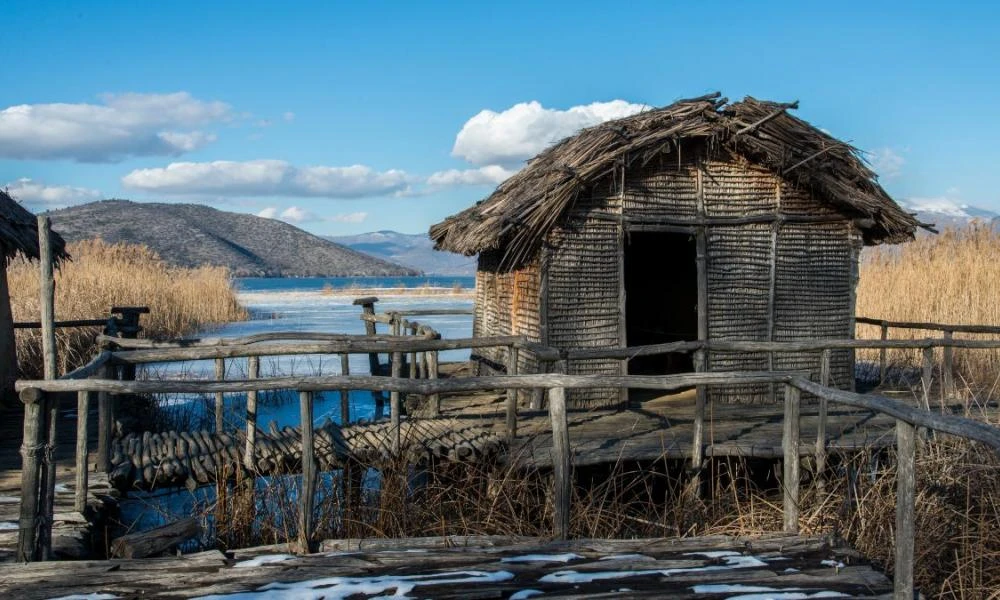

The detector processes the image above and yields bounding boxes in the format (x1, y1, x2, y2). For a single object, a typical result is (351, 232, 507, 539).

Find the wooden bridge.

(7, 300, 1000, 600)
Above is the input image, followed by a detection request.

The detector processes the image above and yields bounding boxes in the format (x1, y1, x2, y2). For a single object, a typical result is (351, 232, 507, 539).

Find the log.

(75, 390, 89, 513)
(299, 391, 316, 554)
(245, 356, 259, 469)
(894, 419, 916, 600)
(110, 517, 201, 558)
(549, 387, 570, 540)
(942, 330, 954, 401)
(816, 350, 831, 493)
(96, 360, 113, 473)
(783, 384, 801, 534)
(879, 322, 889, 384)
(40, 392, 59, 559)
(38, 216, 57, 381)
(214, 358, 225, 433)
(427, 351, 440, 417)
(506, 346, 519, 441)
(857, 315, 1000, 335)
(921, 347, 933, 411)
(17, 392, 46, 562)
(390, 352, 402, 454)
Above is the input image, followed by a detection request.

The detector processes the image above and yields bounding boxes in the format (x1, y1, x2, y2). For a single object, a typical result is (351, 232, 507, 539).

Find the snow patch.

(47, 595, 119, 600)
(193, 569, 514, 599)
(510, 590, 543, 600)
(540, 552, 769, 583)
(502, 553, 582, 563)
(598, 553, 654, 562)
(54, 484, 70, 493)
(233, 553, 296, 568)
(0, 521, 19, 530)
(820, 559, 846, 569)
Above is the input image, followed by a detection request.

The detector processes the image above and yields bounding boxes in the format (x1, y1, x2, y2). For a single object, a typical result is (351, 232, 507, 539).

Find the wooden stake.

(37, 216, 56, 381)
(96, 361, 112, 473)
(549, 386, 570, 540)
(427, 350, 440, 417)
(75, 390, 89, 513)
(244, 356, 259, 469)
(17, 390, 46, 562)
(339, 354, 350, 425)
(782, 384, 801, 534)
(506, 346, 519, 441)
(816, 349, 831, 493)
(879, 322, 889, 384)
(894, 419, 916, 600)
(40, 390, 59, 559)
(921, 347, 933, 411)
(390, 351, 402, 454)
(298, 391, 316, 554)
(942, 330, 954, 401)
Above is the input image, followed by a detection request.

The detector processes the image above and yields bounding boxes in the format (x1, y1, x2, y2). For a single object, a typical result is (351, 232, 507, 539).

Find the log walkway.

(0, 533, 892, 598)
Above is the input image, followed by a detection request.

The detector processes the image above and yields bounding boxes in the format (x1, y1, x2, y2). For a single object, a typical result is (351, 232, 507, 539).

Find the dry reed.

(9, 238, 248, 378)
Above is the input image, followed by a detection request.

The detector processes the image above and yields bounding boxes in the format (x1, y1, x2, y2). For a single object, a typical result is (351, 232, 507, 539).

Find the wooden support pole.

(96, 361, 112, 473)
(816, 349, 831, 493)
(879, 322, 889, 384)
(692, 223, 709, 497)
(549, 386, 570, 540)
(353, 297, 382, 376)
(427, 351, 440, 417)
(782, 384, 801, 534)
(298, 391, 316, 554)
(38, 216, 57, 381)
(339, 354, 350, 425)
(214, 357, 225, 433)
(244, 356, 259, 470)
(75, 390, 89, 513)
(894, 419, 916, 600)
(17, 389, 46, 562)
(921, 347, 934, 411)
(942, 330, 954, 401)
(408, 323, 418, 379)
(506, 346, 519, 441)
(390, 351, 402, 454)
(40, 389, 59, 559)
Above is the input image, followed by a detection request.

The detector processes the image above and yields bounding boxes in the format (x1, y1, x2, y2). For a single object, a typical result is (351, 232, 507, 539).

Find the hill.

(327, 230, 476, 276)
(48, 200, 420, 277)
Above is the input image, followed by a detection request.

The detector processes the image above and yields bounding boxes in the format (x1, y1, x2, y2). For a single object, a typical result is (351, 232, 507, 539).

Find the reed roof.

(0, 190, 68, 263)
(430, 93, 925, 267)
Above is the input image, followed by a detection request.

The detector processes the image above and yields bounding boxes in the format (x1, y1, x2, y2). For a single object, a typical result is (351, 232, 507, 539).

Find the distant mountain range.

(48, 200, 420, 277)
(328, 230, 476, 276)
(902, 199, 1000, 233)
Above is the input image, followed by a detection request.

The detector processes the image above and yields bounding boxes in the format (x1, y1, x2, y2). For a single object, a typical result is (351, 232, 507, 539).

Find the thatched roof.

(431, 93, 925, 267)
(0, 190, 69, 263)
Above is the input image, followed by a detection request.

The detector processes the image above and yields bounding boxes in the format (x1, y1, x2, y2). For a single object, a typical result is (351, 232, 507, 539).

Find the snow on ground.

(598, 553, 655, 561)
(540, 552, 769, 583)
(233, 554, 297, 568)
(691, 584, 848, 599)
(501, 553, 582, 563)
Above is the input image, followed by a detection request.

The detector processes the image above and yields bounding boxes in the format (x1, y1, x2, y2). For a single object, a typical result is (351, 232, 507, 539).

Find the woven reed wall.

(471, 250, 542, 376)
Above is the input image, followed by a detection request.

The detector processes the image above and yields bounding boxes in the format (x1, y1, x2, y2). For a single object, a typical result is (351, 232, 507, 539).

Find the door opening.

(624, 231, 699, 376)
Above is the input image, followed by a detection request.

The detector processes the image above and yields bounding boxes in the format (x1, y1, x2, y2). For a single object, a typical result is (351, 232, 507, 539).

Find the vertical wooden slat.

(782, 384, 801, 534)
(816, 349, 831, 493)
(17, 389, 45, 562)
(244, 356, 259, 470)
(298, 391, 316, 554)
(921, 346, 934, 411)
(548, 386, 570, 540)
(214, 358, 225, 433)
(74, 390, 89, 513)
(879, 322, 889, 384)
(506, 346, 519, 441)
(427, 350, 440, 417)
(339, 353, 350, 425)
(942, 330, 954, 402)
(894, 419, 916, 600)
(390, 351, 402, 454)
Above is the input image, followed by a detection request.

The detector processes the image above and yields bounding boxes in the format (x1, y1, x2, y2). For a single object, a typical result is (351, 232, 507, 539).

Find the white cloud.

(452, 99, 648, 167)
(426, 165, 516, 188)
(0, 92, 231, 162)
(869, 147, 905, 179)
(121, 160, 412, 198)
(4, 177, 101, 208)
(283, 112, 296, 122)
(279, 206, 311, 223)
(257, 207, 278, 219)
(330, 211, 368, 224)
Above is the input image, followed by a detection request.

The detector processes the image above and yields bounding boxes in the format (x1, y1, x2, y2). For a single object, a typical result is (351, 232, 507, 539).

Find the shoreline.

(237, 286, 476, 304)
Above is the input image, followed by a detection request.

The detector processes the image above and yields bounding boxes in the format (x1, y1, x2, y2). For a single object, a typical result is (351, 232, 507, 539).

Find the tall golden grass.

(857, 224, 1000, 391)
(9, 239, 248, 378)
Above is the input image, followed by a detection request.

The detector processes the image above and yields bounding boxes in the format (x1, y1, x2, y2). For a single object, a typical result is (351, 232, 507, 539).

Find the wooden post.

(40, 389, 59, 559)
(38, 216, 57, 381)
(816, 349, 831, 493)
(692, 223, 709, 496)
(244, 356, 259, 470)
(408, 323, 418, 380)
(506, 345, 519, 441)
(17, 388, 46, 562)
(879, 322, 889, 384)
(298, 391, 316, 554)
(782, 384, 801, 534)
(75, 390, 89, 513)
(112, 307, 147, 382)
(894, 419, 916, 600)
(339, 354, 350, 425)
(214, 357, 225, 433)
(352, 297, 382, 376)
(390, 351, 402, 454)
(942, 330, 954, 402)
(427, 350, 440, 417)
(96, 360, 112, 473)
(921, 347, 933, 411)
(549, 386, 570, 540)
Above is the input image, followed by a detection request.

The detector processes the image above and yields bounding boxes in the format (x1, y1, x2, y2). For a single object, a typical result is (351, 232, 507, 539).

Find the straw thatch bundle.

(0, 190, 68, 263)
(431, 93, 923, 268)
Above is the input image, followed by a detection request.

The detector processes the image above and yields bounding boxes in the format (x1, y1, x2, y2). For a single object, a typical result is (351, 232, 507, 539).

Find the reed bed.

(9, 239, 248, 378)
(856, 224, 1000, 393)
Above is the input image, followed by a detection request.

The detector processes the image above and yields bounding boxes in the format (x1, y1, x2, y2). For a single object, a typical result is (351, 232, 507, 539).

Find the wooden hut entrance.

(624, 231, 698, 376)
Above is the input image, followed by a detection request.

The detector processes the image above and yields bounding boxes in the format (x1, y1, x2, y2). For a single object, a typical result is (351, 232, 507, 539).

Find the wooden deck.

(0, 533, 892, 598)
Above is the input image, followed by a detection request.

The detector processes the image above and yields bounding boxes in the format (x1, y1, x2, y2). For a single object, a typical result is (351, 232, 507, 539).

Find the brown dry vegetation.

(9, 239, 248, 378)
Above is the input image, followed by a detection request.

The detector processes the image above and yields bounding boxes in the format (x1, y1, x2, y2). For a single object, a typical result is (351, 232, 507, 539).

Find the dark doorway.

(624, 231, 698, 376)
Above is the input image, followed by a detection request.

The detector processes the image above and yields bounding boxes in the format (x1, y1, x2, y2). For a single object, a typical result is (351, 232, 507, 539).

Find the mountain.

(327, 230, 476, 276)
(48, 200, 420, 277)
(901, 199, 1000, 234)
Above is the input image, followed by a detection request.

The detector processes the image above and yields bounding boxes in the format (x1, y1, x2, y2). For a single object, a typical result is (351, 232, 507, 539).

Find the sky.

(2, 1, 999, 236)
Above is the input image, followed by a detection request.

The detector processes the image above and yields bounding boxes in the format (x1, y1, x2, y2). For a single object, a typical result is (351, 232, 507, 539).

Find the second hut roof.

(430, 93, 924, 267)
(0, 190, 69, 262)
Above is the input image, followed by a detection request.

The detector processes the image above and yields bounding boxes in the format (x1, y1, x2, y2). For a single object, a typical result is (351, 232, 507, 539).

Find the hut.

(0, 190, 68, 406)
(430, 93, 923, 408)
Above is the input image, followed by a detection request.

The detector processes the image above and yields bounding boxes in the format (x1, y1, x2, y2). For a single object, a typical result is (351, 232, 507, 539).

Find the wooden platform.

(0, 533, 892, 598)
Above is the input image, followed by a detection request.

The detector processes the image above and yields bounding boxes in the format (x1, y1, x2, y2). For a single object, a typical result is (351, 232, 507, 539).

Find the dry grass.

(857, 224, 1000, 392)
(9, 239, 248, 378)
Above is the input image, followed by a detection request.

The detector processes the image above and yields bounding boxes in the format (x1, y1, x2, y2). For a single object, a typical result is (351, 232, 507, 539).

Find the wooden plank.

(549, 387, 570, 540)
(75, 390, 89, 513)
(894, 419, 916, 600)
(782, 384, 801, 534)
(299, 391, 316, 554)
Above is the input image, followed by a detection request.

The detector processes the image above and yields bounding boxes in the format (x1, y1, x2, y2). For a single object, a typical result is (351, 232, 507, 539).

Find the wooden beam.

(921, 347, 934, 411)
(549, 386, 570, 540)
(816, 349, 831, 493)
(506, 346, 519, 441)
(37, 216, 57, 381)
(339, 354, 350, 425)
(95, 360, 112, 473)
(390, 351, 402, 454)
(857, 315, 1000, 335)
(782, 384, 801, 534)
(214, 358, 225, 433)
(17, 391, 46, 562)
(298, 391, 316, 554)
(894, 419, 916, 600)
(244, 356, 260, 469)
(942, 330, 954, 401)
(74, 390, 89, 513)
(110, 517, 201, 559)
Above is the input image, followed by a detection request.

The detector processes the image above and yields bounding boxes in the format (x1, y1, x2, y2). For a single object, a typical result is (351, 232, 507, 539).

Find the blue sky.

(2, 1, 998, 235)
